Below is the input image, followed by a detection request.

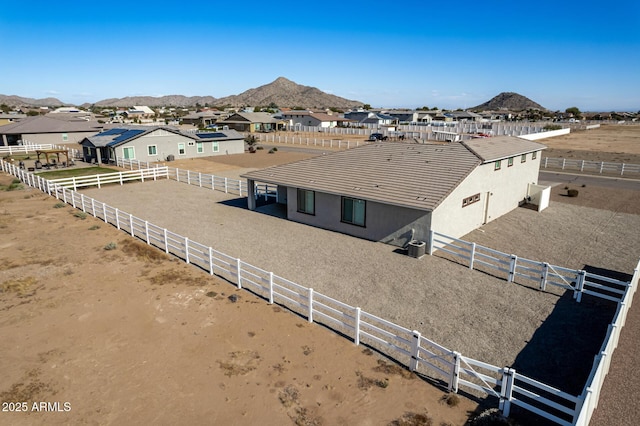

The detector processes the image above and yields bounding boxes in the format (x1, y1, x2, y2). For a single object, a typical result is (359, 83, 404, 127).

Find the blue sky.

(2, 1, 639, 111)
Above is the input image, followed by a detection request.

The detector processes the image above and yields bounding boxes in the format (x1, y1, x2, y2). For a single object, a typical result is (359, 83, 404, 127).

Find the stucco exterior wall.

(113, 130, 245, 162)
(23, 131, 97, 145)
(286, 188, 431, 246)
(431, 151, 542, 239)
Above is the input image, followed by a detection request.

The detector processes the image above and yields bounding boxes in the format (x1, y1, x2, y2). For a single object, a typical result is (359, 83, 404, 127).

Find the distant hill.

(88, 95, 218, 108)
(0, 94, 67, 107)
(470, 92, 546, 111)
(214, 77, 363, 110)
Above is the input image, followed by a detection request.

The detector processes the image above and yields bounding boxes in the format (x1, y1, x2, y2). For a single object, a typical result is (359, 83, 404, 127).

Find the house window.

(342, 197, 366, 227)
(123, 147, 135, 160)
(147, 145, 157, 156)
(495, 160, 501, 171)
(212, 142, 219, 153)
(297, 189, 315, 215)
(462, 193, 481, 208)
(508, 157, 514, 167)
(197, 142, 203, 153)
(532, 151, 537, 160)
(178, 143, 185, 155)
(521, 154, 527, 163)
(62, 133, 68, 142)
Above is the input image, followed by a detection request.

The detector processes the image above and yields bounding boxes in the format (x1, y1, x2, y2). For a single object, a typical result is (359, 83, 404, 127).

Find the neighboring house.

(220, 112, 285, 132)
(447, 111, 483, 122)
(386, 110, 419, 123)
(126, 106, 156, 119)
(79, 126, 245, 164)
(181, 110, 228, 127)
(344, 110, 398, 126)
(0, 113, 27, 126)
(280, 111, 349, 129)
(243, 137, 546, 247)
(0, 115, 103, 146)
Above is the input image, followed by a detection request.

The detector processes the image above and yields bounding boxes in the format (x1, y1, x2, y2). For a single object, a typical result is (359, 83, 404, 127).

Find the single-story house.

(280, 111, 350, 129)
(219, 112, 286, 133)
(0, 113, 27, 126)
(344, 110, 398, 126)
(181, 110, 228, 127)
(125, 106, 156, 119)
(385, 110, 419, 123)
(0, 116, 104, 146)
(242, 136, 547, 247)
(79, 126, 245, 164)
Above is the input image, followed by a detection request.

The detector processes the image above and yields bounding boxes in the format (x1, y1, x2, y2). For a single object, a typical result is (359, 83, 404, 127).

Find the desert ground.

(1, 123, 639, 425)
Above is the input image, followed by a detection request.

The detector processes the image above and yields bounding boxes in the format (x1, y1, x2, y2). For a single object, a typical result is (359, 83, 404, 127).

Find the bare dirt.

(0, 174, 477, 425)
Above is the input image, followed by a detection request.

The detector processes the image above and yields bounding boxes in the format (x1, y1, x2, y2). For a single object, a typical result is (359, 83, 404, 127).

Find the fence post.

(71, 191, 77, 209)
(129, 214, 134, 236)
(499, 367, 515, 417)
(308, 288, 314, 323)
(236, 258, 242, 288)
(198, 172, 202, 187)
(449, 352, 461, 393)
(410, 330, 421, 371)
(115, 208, 120, 229)
(224, 177, 228, 193)
(102, 204, 107, 222)
(184, 237, 190, 264)
(621, 163, 625, 176)
(176, 168, 180, 181)
(600, 162, 604, 173)
(581, 160, 585, 172)
(144, 221, 150, 244)
(354, 307, 361, 345)
(508, 255, 517, 282)
(209, 247, 214, 275)
(469, 243, 476, 269)
(576, 270, 586, 302)
(187, 170, 191, 185)
(562, 158, 566, 170)
(540, 262, 549, 291)
(428, 230, 435, 255)
(164, 229, 169, 253)
(268, 272, 274, 304)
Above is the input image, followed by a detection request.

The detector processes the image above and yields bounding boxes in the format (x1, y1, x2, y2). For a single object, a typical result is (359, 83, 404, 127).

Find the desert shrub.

(88, 225, 100, 230)
(103, 242, 117, 250)
(53, 202, 66, 209)
(441, 393, 460, 407)
(73, 211, 88, 220)
(256, 146, 264, 150)
(567, 189, 579, 197)
(268, 147, 278, 154)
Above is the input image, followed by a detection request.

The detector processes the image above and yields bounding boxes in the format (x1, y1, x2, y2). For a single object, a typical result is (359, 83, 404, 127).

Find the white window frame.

(122, 146, 135, 160)
(196, 142, 203, 153)
(178, 143, 186, 155)
(62, 133, 69, 142)
(532, 151, 537, 160)
(521, 154, 527, 163)
(212, 142, 219, 153)
(147, 145, 158, 156)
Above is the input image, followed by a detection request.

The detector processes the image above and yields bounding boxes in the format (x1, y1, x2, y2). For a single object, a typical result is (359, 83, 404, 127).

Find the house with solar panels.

(79, 126, 245, 164)
(242, 137, 548, 247)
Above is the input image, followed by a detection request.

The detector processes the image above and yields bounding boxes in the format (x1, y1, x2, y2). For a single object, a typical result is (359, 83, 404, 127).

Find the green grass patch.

(37, 167, 119, 179)
(0, 179, 24, 191)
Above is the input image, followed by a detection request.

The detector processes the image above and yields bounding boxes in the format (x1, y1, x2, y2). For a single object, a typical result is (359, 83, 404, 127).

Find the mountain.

(470, 92, 546, 111)
(214, 77, 363, 109)
(0, 94, 67, 107)
(88, 95, 218, 108)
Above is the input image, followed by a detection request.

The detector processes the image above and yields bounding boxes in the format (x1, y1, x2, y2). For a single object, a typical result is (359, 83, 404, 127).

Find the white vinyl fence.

(541, 157, 640, 176)
(48, 167, 169, 190)
(254, 133, 368, 149)
(428, 231, 631, 303)
(3, 158, 639, 426)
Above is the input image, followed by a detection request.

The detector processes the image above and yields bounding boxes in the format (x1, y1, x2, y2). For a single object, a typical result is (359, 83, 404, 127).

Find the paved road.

(539, 171, 640, 191)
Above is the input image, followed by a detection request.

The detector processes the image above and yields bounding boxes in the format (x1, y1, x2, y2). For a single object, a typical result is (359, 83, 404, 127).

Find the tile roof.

(242, 142, 481, 211)
(461, 136, 546, 162)
(0, 116, 103, 134)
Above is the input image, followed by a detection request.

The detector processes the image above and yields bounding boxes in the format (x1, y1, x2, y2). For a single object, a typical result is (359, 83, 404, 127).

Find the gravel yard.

(80, 177, 640, 395)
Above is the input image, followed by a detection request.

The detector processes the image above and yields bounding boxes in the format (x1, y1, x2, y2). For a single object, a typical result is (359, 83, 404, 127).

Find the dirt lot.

(0, 175, 477, 426)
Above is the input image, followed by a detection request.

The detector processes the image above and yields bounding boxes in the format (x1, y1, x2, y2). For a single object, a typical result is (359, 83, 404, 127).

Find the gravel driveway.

(80, 178, 640, 397)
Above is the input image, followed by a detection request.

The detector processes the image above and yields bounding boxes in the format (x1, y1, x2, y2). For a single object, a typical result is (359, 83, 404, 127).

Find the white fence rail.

(541, 157, 640, 176)
(0, 143, 54, 155)
(49, 167, 169, 190)
(4, 158, 639, 425)
(427, 230, 631, 304)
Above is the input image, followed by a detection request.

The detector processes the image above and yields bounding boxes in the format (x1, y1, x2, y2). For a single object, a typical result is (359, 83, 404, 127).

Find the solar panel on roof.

(106, 129, 146, 146)
(195, 132, 226, 139)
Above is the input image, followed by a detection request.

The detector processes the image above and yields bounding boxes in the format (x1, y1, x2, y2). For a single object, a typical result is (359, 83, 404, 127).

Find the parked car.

(368, 133, 388, 141)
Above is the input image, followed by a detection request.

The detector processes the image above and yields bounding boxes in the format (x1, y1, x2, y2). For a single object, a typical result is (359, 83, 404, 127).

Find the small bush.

(53, 202, 66, 209)
(268, 147, 278, 154)
(567, 189, 579, 197)
(74, 211, 88, 220)
(441, 393, 460, 407)
(103, 242, 117, 250)
(88, 225, 100, 230)
(256, 146, 264, 150)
